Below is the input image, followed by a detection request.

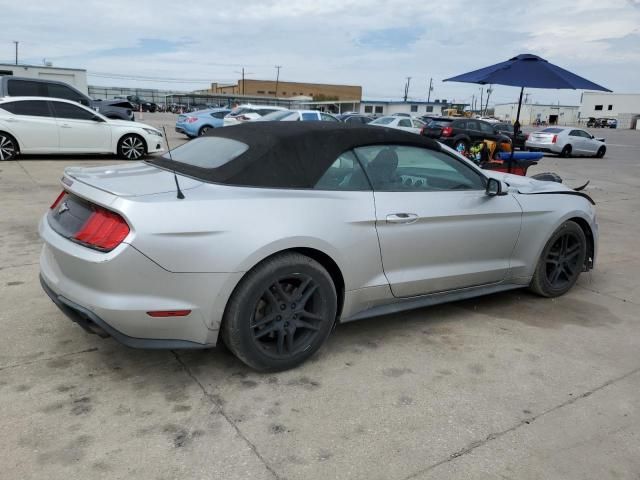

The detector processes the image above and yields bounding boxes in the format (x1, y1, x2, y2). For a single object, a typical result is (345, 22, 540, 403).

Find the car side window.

(478, 122, 494, 134)
(51, 101, 97, 120)
(353, 145, 486, 192)
(6, 79, 45, 96)
(398, 119, 412, 127)
(578, 130, 591, 138)
(314, 150, 370, 191)
(459, 120, 472, 130)
(211, 111, 227, 119)
(0, 100, 51, 117)
(346, 116, 359, 124)
(47, 84, 89, 106)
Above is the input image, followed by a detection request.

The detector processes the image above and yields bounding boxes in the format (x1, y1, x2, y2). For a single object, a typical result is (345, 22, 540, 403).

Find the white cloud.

(1, 0, 638, 104)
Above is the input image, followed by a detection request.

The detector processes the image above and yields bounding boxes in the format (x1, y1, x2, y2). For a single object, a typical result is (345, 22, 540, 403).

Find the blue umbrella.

(444, 54, 611, 170)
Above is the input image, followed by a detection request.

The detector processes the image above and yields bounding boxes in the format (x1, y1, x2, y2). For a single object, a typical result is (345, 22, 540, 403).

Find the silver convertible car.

(40, 122, 597, 371)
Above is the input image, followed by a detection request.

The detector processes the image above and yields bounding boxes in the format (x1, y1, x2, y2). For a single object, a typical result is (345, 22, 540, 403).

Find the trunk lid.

(64, 162, 203, 197)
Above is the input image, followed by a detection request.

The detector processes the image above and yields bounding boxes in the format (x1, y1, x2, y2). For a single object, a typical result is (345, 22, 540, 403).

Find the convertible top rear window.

(148, 122, 443, 188)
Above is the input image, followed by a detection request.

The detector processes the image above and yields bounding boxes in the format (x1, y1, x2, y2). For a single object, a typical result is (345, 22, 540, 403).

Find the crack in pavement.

(401, 365, 640, 480)
(14, 160, 41, 187)
(0, 262, 39, 271)
(171, 351, 282, 480)
(576, 284, 640, 307)
(0, 347, 98, 372)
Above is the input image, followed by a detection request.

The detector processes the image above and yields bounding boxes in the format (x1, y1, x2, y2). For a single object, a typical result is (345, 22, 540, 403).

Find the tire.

(198, 125, 212, 136)
(559, 145, 572, 158)
(454, 139, 469, 152)
(117, 134, 146, 160)
(221, 252, 337, 371)
(596, 146, 606, 158)
(0, 132, 18, 161)
(529, 221, 587, 298)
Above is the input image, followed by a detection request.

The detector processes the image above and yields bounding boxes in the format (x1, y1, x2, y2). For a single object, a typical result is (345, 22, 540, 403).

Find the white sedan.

(0, 97, 164, 160)
(369, 115, 426, 134)
(525, 127, 606, 158)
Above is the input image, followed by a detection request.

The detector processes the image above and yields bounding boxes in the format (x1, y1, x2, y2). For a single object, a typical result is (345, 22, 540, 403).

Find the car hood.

(64, 162, 203, 197)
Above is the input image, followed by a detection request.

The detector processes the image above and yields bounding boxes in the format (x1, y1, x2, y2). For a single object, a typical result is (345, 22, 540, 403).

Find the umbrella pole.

(509, 87, 524, 173)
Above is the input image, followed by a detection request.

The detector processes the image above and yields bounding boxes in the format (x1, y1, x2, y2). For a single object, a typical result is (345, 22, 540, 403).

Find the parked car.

(493, 122, 527, 150)
(0, 97, 164, 160)
(335, 114, 373, 124)
(369, 115, 425, 134)
(586, 117, 597, 127)
(39, 122, 596, 371)
(257, 110, 340, 122)
(418, 114, 441, 124)
(175, 108, 230, 138)
(607, 118, 617, 129)
(0, 76, 134, 121)
(116, 95, 158, 113)
(525, 127, 606, 157)
(224, 104, 288, 126)
(421, 117, 508, 151)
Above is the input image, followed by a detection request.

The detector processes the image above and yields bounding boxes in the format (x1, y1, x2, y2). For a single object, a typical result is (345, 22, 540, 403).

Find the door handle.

(60, 124, 72, 128)
(386, 213, 418, 224)
(5, 117, 18, 122)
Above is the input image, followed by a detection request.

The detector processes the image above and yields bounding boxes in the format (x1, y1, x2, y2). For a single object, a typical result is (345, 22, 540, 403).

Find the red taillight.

(185, 116, 198, 123)
(50, 191, 67, 210)
(525, 133, 529, 140)
(552, 135, 558, 143)
(147, 310, 191, 317)
(441, 126, 453, 137)
(73, 206, 129, 251)
(419, 127, 425, 135)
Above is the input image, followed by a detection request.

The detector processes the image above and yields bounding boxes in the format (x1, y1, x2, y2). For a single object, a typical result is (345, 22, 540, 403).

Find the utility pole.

(484, 85, 493, 115)
(471, 94, 475, 112)
(403, 77, 411, 102)
(524, 92, 530, 104)
(426, 77, 433, 103)
(274, 65, 282, 98)
(13, 41, 19, 65)
(234, 68, 254, 96)
(479, 87, 484, 114)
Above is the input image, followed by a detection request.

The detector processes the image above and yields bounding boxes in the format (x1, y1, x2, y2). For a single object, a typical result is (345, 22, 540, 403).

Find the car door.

(567, 130, 587, 154)
(50, 101, 111, 153)
(355, 144, 522, 297)
(0, 100, 59, 153)
(464, 120, 483, 142)
(478, 121, 499, 141)
(578, 130, 598, 154)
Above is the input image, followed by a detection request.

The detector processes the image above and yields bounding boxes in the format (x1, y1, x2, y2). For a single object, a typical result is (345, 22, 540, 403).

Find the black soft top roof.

(150, 121, 442, 188)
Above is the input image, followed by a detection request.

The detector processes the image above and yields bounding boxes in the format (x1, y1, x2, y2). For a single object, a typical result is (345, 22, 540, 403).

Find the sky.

(1, 0, 639, 106)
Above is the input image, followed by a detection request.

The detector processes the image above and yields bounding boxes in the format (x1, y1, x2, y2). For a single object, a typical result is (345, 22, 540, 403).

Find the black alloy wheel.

(222, 252, 337, 371)
(530, 221, 586, 297)
(198, 126, 211, 136)
(0, 134, 18, 161)
(560, 145, 572, 157)
(596, 146, 606, 158)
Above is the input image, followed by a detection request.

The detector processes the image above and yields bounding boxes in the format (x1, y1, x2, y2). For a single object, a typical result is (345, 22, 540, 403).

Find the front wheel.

(595, 146, 606, 158)
(529, 221, 587, 298)
(117, 134, 146, 160)
(0, 133, 18, 161)
(221, 252, 337, 371)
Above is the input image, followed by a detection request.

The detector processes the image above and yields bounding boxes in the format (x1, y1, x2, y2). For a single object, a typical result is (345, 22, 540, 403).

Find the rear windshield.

(429, 120, 453, 127)
(371, 117, 394, 125)
(541, 128, 563, 133)
(161, 137, 248, 169)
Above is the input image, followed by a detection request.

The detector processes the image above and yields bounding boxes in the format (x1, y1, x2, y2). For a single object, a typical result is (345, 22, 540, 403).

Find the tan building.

(210, 79, 361, 101)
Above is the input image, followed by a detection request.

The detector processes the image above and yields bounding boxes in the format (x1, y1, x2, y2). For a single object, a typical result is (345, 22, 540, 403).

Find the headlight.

(143, 128, 163, 137)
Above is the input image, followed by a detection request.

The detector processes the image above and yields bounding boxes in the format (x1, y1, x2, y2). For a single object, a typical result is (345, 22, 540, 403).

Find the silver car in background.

(526, 127, 606, 158)
(39, 122, 597, 371)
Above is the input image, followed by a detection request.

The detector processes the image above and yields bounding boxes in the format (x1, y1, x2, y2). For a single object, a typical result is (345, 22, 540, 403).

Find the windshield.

(371, 117, 394, 125)
(161, 137, 249, 169)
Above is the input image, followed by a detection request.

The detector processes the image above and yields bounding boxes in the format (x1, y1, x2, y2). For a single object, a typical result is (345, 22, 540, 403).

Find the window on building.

(426, 106, 433, 112)
(256, 90, 265, 94)
(374, 106, 383, 114)
(608, 104, 613, 111)
(268, 91, 276, 94)
(281, 91, 287, 95)
(364, 105, 373, 113)
(410, 105, 418, 112)
(594, 105, 603, 111)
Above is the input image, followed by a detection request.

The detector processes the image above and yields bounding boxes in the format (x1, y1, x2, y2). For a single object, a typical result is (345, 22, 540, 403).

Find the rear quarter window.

(161, 137, 248, 169)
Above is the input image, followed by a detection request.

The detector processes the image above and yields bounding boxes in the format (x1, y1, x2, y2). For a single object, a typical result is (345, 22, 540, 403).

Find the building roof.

(0, 63, 86, 72)
(494, 102, 579, 108)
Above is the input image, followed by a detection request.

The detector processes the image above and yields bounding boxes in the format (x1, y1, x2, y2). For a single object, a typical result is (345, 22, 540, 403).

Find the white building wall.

(0, 64, 88, 94)
(579, 92, 640, 121)
(359, 102, 444, 116)
(494, 103, 579, 125)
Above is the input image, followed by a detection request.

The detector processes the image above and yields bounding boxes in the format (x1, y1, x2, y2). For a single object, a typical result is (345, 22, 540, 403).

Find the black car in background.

(420, 117, 509, 151)
(335, 114, 373, 124)
(493, 122, 527, 149)
(0, 76, 134, 121)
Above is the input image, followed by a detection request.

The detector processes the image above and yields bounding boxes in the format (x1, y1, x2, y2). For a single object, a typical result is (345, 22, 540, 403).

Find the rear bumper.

(38, 215, 241, 348)
(525, 142, 560, 153)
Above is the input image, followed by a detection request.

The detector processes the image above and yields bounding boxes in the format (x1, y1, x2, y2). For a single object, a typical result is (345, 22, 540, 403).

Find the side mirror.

(486, 177, 507, 197)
